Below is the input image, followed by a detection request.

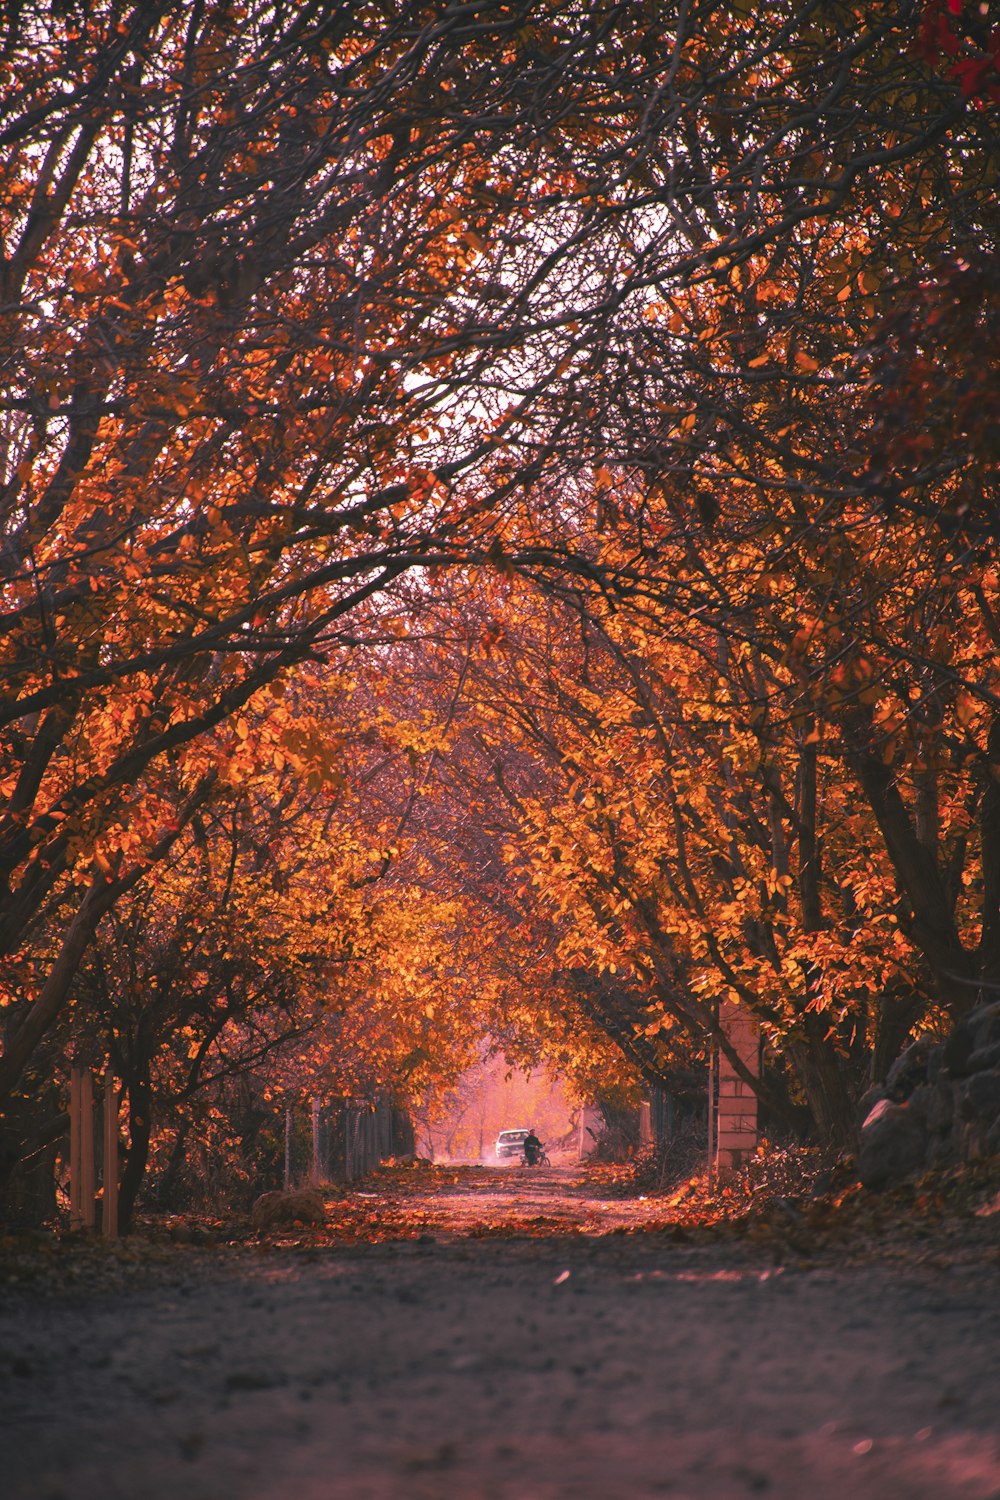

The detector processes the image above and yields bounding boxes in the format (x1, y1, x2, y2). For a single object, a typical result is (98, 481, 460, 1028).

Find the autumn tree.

(492, 1, 1000, 1124)
(60, 655, 507, 1222)
(4, 0, 998, 1196)
(408, 518, 1000, 1148)
(1, 0, 690, 1175)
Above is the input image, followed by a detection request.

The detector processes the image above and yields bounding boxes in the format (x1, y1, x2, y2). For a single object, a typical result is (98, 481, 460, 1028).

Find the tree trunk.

(851, 747, 977, 1013)
(153, 1119, 190, 1210)
(0, 875, 115, 1114)
(787, 1015, 859, 1148)
(871, 984, 926, 1084)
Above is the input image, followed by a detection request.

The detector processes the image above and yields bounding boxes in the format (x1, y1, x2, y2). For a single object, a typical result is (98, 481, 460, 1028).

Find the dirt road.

(3, 1164, 1000, 1499)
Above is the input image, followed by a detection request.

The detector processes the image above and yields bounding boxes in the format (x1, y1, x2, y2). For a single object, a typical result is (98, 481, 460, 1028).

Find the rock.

(860, 1097, 893, 1131)
(905, 1084, 931, 1124)
(965, 1040, 1000, 1075)
(858, 1099, 927, 1190)
(857, 1085, 888, 1123)
(886, 1039, 935, 1100)
(943, 1022, 975, 1077)
(912, 1081, 959, 1167)
(860, 1017, 1000, 1185)
(250, 1188, 327, 1232)
(945, 1002, 1000, 1077)
(967, 1002, 1000, 1052)
(956, 1069, 1000, 1126)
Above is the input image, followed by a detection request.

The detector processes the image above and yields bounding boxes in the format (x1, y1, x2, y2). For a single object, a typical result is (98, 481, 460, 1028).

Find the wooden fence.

(283, 1095, 415, 1186)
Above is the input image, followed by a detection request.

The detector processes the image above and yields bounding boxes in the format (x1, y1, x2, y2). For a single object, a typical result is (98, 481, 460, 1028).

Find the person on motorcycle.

(523, 1128, 544, 1166)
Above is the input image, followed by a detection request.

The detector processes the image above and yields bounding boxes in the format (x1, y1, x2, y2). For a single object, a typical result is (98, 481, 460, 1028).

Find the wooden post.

(345, 1108, 357, 1181)
(311, 1096, 321, 1183)
(102, 1067, 119, 1238)
(70, 1068, 82, 1225)
(70, 1066, 95, 1229)
(370, 1108, 379, 1172)
(81, 1069, 96, 1227)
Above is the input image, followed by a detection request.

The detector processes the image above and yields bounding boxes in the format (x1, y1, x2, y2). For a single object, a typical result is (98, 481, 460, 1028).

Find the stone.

(860, 1097, 893, 1131)
(905, 1084, 932, 1124)
(945, 1003, 1000, 1077)
(856, 1012, 1000, 1186)
(886, 1040, 935, 1100)
(858, 1099, 927, 1190)
(954, 1069, 1000, 1159)
(914, 1081, 959, 1166)
(967, 1002, 1000, 1053)
(965, 1040, 1000, 1075)
(857, 1085, 888, 1124)
(250, 1187, 327, 1231)
(942, 1022, 976, 1077)
(956, 1068, 1000, 1124)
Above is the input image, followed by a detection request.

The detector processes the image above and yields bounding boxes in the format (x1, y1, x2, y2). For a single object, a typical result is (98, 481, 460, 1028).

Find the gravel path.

(3, 1166, 999, 1499)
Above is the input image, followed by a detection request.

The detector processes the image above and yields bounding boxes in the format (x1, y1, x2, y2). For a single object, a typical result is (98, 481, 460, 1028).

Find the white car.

(495, 1128, 530, 1161)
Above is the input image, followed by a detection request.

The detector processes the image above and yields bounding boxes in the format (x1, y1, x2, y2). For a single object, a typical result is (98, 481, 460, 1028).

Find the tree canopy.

(2, 0, 999, 1212)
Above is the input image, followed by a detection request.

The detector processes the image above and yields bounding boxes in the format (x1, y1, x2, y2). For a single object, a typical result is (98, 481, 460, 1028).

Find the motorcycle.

(522, 1140, 549, 1166)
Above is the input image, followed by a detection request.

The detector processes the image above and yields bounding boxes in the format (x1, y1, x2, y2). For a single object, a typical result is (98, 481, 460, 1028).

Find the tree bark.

(786, 1015, 859, 1148)
(153, 1119, 191, 1211)
(0, 876, 117, 1112)
(850, 747, 977, 1012)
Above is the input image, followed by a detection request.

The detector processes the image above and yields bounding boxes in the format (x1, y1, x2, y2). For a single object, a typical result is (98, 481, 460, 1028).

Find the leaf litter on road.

(2, 1154, 999, 1293)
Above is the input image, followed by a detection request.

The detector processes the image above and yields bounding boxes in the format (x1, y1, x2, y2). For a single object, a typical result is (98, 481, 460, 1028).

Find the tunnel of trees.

(1, 0, 998, 1224)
